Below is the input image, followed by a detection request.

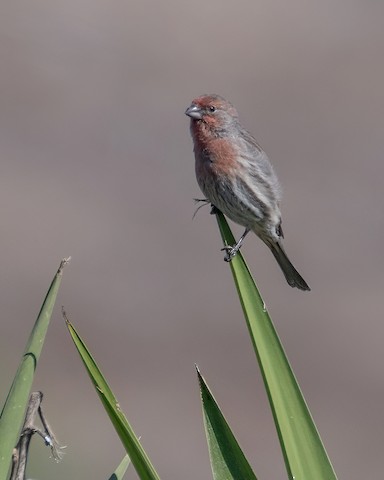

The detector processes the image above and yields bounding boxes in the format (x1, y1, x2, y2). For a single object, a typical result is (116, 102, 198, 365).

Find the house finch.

(185, 94, 310, 291)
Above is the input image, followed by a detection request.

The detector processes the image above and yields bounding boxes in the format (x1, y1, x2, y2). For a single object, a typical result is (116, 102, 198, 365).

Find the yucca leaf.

(0, 258, 69, 479)
(215, 212, 337, 480)
(65, 313, 161, 480)
(108, 453, 131, 480)
(197, 366, 257, 480)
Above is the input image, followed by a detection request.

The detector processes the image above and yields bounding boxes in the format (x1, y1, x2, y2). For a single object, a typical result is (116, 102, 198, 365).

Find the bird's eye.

(208, 105, 216, 113)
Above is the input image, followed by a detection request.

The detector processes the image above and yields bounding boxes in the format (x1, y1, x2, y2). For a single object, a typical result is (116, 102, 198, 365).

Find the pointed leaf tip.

(58, 257, 71, 274)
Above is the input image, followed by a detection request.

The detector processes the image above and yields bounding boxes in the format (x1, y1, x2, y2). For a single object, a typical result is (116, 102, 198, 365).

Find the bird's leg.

(210, 204, 220, 215)
(221, 227, 250, 262)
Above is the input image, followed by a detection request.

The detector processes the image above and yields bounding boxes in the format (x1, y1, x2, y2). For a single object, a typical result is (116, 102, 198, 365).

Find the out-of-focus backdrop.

(0, 1, 383, 478)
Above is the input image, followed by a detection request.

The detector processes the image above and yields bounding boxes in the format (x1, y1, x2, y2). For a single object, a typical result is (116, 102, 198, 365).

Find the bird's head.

(185, 94, 238, 135)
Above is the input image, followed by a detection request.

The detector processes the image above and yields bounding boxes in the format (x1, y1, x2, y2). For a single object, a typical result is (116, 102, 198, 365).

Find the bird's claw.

(210, 205, 220, 215)
(221, 245, 238, 262)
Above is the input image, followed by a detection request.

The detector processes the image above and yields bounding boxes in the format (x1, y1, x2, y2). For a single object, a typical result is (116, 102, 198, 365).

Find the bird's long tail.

(267, 241, 310, 291)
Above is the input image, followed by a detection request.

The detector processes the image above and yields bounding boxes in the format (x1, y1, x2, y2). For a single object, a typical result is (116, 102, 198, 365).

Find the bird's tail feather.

(268, 242, 310, 291)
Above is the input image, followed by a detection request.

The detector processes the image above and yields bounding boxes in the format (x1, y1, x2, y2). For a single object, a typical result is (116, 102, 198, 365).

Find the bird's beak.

(185, 104, 203, 120)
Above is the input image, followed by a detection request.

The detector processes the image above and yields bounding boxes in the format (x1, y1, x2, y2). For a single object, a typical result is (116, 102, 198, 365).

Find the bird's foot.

(210, 205, 220, 215)
(220, 227, 250, 262)
(221, 245, 239, 262)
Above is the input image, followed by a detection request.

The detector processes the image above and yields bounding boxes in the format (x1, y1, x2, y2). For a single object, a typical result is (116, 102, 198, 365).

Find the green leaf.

(108, 454, 131, 480)
(215, 213, 337, 480)
(64, 314, 161, 480)
(197, 367, 257, 480)
(0, 258, 69, 479)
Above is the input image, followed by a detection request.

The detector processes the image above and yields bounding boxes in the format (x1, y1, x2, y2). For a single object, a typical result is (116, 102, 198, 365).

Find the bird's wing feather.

(236, 127, 282, 203)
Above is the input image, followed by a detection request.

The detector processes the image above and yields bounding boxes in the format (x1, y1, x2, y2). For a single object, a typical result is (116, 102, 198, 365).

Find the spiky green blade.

(197, 367, 257, 480)
(65, 315, 160, 480)
(108, 454, 131, 480)
(215, 213, 337, 480)
(0, 258, 69, 479)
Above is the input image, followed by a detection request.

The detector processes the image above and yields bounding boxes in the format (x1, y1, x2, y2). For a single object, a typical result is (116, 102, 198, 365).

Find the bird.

(185, 94, 310, 291)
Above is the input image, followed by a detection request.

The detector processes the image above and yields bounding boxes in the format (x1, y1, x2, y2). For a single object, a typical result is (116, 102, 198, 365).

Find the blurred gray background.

(0, 1, 383, 478)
